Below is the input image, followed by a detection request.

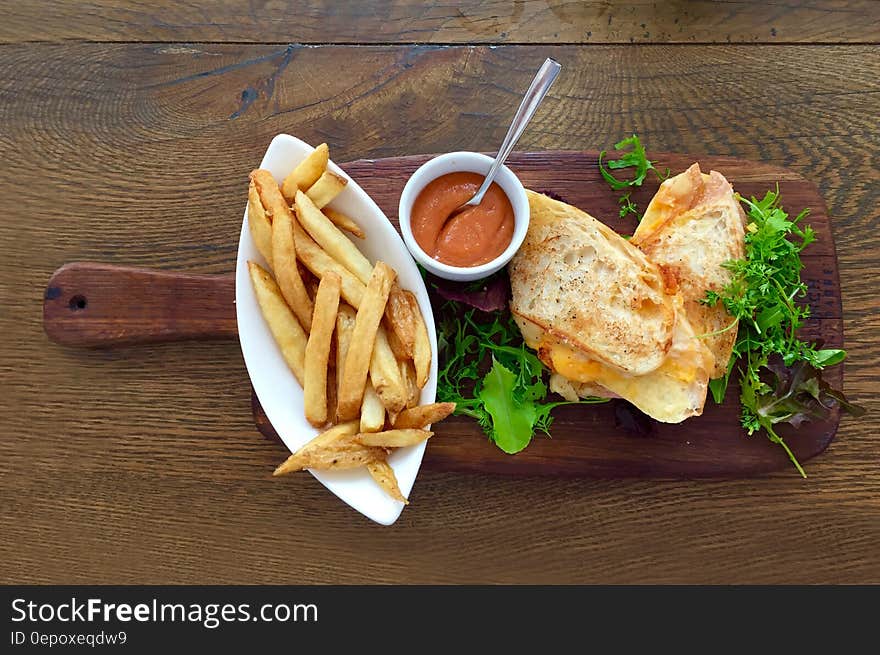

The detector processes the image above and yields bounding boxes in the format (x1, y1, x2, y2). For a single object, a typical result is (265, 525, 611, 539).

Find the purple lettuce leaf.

(427, 270, 511, 313)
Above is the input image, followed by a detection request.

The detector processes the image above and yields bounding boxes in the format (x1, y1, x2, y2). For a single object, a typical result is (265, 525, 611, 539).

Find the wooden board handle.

(43, 262, 237, 346)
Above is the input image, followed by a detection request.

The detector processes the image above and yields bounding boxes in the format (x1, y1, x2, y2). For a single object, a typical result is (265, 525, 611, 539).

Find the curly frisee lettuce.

(703, 189, 864, 475)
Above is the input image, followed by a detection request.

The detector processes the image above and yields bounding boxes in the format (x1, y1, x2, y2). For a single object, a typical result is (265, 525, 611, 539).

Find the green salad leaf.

(598, 134, 668, 221)
(480, 358, 537, 454)
(703, 189, 864, 475)
(436, 303, 607, 454)
(598, 135, 656, 190)
(618, 193, 640, 219)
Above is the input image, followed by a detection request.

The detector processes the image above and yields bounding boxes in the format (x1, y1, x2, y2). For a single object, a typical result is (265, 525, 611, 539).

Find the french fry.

(360, 379, 386, 433)
(295, 190, 373, 283)
(248, 262, 307, 384)
(323, 207, 365, 239)
(273, 422, 383, 475)
(290, 444, 384, 470)
(384, 283, 415, 359)
(367, 460, 408, 504)
(293, 219, 366, 308)
(337, 262, 396, 420)
(393, 402, 456, 429)
(306, 170, 347, 209)
(384, 318, 410, 360)
(303, 272, 341, 426)
(400, 358, 419, 408)
(283, 420, 357, 461)
(370, 326, 408, 414)
(405, 291, 431, 388)
(248, 174, 274, 269)
(335, 305, 356, 406)
(281, 143, 329, 203)
(356, 429, 433, 448)
(326, 362, 338, 425)
(268, 181, 314, 331)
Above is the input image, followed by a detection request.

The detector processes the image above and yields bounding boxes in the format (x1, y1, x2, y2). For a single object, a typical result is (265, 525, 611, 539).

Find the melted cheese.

(551, 343, 699, 386)
(634, 167, 712, 243)
(520, 298, 714, 423)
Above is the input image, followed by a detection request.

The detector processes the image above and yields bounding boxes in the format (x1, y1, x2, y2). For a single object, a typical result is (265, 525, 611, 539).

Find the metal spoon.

(453, 57, 561, 213)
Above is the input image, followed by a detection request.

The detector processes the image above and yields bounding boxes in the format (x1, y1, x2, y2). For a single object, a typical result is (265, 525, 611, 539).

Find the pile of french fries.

(246, 144, 455, 503)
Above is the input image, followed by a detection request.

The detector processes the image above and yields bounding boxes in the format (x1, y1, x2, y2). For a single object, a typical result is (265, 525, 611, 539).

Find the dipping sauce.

(410, 172, 515, 267)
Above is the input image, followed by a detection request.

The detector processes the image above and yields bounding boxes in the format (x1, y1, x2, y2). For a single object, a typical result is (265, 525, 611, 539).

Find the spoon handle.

(470, 57, 562, 205)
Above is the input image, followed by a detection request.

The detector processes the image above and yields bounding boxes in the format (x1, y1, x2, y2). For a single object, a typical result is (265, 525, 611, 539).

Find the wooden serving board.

(43, 151, 843, 477)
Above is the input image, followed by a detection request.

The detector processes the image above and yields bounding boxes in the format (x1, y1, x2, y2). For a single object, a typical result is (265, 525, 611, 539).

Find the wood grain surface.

(2, 1, 878, 44)
(2, 25, 879, 583)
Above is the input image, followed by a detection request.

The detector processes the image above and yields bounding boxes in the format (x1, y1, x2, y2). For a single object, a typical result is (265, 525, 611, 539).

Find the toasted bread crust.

(633, 165, 746, 377)
(510, 190, 674, 376)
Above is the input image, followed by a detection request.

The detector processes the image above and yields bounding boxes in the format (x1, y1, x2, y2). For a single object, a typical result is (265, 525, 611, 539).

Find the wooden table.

(2, 2, 878, 584)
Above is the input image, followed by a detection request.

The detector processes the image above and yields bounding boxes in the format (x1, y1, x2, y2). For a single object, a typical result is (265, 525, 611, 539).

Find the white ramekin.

(398, 152, 530, 282)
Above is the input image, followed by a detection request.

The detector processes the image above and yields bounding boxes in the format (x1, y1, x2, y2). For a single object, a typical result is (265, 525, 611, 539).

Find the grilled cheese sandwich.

(510, 178, 742, 423)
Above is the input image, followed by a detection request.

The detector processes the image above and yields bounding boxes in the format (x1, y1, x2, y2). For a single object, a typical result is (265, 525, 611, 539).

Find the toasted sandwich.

(510, 190, 715, 423)
(632, 163, 746, 377)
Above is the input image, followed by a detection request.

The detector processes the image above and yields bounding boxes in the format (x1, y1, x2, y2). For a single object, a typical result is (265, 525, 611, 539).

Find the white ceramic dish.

(235, 134, 438, 525)
(398, 151, 530, 282)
